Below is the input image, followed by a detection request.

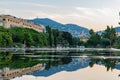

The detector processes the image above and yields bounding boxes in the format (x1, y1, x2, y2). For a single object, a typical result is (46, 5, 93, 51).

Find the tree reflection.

(0, 51, 120, 72)
(0, 52, 41, 69)
(45, 52, 72, 70)
(88, 58, 119, 71)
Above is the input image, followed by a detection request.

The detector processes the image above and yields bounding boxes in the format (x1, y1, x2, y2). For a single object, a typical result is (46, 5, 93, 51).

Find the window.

(3, 19, 5, 21)
(0, 18, 3, 21)
(0, 22, 3, 26)
(2, 74, 4, 76)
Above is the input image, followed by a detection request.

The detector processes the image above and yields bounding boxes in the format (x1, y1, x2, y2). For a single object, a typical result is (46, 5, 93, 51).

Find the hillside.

(28, 18, 90, 37)
(115, 27, 120, 32)
(96, 26, 120, 35)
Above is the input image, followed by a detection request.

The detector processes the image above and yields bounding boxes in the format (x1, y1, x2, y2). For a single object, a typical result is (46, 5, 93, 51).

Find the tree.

(101, 38, 110, 47)
(62, 31, 73, 46)
(46, 26, 54, 47)
(52, 29, 59, 47)
(109, 27, 116, 44)
(113, 37, 120, 48)
(87, 29, 101, 47)
(0, 27, 13, 47)
(89, 29, 94, 35)
(10, 27, 49, 47)
(102, 26, 116, 47)
(46, 26, 74, 47)
(24, 33, 34, 47)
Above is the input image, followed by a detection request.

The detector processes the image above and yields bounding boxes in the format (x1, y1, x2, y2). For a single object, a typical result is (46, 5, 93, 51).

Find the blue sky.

(0, 0, 120, 31)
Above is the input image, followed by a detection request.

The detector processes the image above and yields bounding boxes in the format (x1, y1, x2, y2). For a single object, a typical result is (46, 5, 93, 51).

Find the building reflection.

(0, 51, 120, 79)
(0, 64, 45, 80)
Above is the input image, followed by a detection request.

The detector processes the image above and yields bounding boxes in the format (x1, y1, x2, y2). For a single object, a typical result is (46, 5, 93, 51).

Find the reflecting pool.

(0, 50, 119, 80)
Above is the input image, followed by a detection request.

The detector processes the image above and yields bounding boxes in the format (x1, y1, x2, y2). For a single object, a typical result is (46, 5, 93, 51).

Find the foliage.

(0, 26, 74, 48)
(86, 26, 117, 48)
(10, 27, 48, 47)
(0, 26, 49, 47)
(89, 58, 117, 71)
(72, 37, 84, 47)
(46, 26, 74, 47)
(100, 38, 110, 47)
(0, 25, 119, 48)
(86, 29, 101, 47)
(102, 26, 116, 45)
(113, 37, 120, 48)
(0, 26, 13, 47)
(46, 26, 54, 47)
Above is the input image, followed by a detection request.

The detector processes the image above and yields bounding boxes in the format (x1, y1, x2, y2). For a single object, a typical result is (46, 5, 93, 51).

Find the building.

(1, 64, 45, 79)
(0, 15, 44, 32)
(80, 29, 89, 42)
(80, 36, 89, 42)
(116, 32, 120, 37)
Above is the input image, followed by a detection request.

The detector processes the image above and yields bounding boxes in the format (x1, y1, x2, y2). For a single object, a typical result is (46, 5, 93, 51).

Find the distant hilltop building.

(0, 15, 44, 32)
(116, 32, 120, 37)
(80, 29, 89, 42)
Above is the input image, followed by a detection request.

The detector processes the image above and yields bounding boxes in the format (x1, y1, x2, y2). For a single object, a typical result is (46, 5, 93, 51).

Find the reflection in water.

(32, 58, 89, 77)
(0, 51, 119, 80)
(12, 65, 120, 80)
(0, 64, 45, 80)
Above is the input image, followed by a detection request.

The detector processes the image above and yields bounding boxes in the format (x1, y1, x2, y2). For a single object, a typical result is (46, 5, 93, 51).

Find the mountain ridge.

(28, 18, 120, 37)
(28, 18, 90, 37)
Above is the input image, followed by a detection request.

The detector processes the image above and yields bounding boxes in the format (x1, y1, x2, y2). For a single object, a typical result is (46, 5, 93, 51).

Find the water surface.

(0, 50, 119, 80)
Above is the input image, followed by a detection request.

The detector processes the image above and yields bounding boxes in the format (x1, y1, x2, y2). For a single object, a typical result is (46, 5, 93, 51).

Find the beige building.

(80, 29, 89, 42)
(1, 64, 45, 79)
(80, 36, 89, 42)
(0, 15, 44, 32)
(116, 32, 120, 37)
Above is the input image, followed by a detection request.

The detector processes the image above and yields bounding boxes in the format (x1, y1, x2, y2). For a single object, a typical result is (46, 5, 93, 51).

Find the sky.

(0, 0, 120, 31)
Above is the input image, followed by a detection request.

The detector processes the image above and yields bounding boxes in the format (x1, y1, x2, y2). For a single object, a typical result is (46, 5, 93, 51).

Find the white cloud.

(72, 7, 119, 31)
(0, 8, 11, 13)
(75, 7, 116, 18)
(0, 1, 119, 31)
(1, 1, 55, 8)
(20, 2, 55, 8)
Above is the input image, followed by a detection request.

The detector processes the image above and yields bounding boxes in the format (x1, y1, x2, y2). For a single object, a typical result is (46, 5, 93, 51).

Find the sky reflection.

(12, 64, 120, 80)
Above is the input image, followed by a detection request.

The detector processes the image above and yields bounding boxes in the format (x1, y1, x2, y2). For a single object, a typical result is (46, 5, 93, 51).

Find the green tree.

(62, 31, 73, 46)
(10, 27, 48, 47)
(101, 38, 110, 47)
(102, 26, 116, 47)
(46, 26, 54, 47)
(87, 29, 101, 47)
(89, 29, 94, 35)
(113, 37, 120, 48)
(52, 29, 59, 47)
